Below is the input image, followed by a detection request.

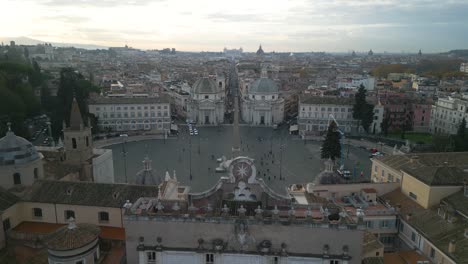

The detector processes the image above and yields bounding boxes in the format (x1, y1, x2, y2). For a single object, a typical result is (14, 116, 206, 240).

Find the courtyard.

(106, 126, 372, 194)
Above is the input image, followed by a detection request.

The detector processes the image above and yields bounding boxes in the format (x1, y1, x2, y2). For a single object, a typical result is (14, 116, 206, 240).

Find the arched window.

(218, 81, 222, 88)
(72, 138, 77, 149)
(13, 173, 21, 185)
(34, 168, 39, 179)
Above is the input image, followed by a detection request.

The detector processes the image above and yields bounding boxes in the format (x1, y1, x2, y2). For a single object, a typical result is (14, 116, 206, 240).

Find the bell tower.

(63, 98, 93, 165)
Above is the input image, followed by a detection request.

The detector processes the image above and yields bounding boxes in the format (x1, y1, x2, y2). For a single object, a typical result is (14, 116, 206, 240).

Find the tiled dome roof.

(193, 77, 220, 94)
(250, 78, 278, 94)
(0, 127, 40, 166)
(46, 220, 100, 251)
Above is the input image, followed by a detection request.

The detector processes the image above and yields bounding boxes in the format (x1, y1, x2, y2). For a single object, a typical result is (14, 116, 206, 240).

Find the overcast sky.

(1, 0, 467, 52)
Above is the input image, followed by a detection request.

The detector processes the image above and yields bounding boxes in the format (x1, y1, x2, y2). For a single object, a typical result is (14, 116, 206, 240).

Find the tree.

(321, 121, 341, 160)
(50, 68, 99, 139)
(353, 85, 375, 133)
(380, 114, 391, 136)
(454, 118, 468, 151)
(456, 117, 466, 139)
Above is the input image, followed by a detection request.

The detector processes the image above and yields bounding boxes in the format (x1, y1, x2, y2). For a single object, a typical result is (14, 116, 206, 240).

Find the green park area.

(387, 132, 433, 144)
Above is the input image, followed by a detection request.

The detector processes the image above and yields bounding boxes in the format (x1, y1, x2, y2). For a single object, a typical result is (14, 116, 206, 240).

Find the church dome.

(193, 77, 220, 94)
(249, 78, 279, 94)
(0, 127, 40, 166)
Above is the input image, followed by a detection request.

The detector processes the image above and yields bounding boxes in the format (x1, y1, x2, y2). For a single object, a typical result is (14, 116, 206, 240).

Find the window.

(381, 170, 385, 177)
(72, 138, 77, 149)
(205, 95, 209, 99)
(411, 232, 416, 242)
(206, 253, 214, 264)
(430, 248, 435, 258)
(381, 220, 389, 228)
(409, 192, 417, 200)
(86, 136, 89, 147)
(33, 208, 43, 218)
(34, 168, 39, 179)
(365, 221, 373, 228)
(99, 212, 109, 223)
(13, 173, 21, 185)
(76, 261, 84, 264)
(3, 218, 11, 231)
(147, 251, 156, 263)
(65, 210, 75, 220)
(273, 256, 278, 264)
(330, 260, 340, 264)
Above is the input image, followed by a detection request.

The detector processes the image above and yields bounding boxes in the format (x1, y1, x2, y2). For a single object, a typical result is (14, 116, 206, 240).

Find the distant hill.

(444, 49, 468, 59)
(0, 36, 108, 50)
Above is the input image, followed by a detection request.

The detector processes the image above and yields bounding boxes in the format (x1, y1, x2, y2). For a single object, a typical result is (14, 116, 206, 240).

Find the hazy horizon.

(1, 0, 467, 53)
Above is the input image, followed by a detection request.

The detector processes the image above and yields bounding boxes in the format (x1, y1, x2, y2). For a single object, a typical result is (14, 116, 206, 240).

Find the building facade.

(187, 76, 225, 125)
(124, 156, 364, 264)
(298, 96, 358, 135)
(241, 70, 284, 126)
(429, 96, 468, 135)
(88, 96, 172, 133)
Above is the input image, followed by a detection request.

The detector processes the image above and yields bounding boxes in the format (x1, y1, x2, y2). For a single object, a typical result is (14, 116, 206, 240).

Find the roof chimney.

(448, 240, 456, 254)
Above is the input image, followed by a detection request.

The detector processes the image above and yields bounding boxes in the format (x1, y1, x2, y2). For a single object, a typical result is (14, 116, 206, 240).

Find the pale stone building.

(188, 76, 225, 125)
(429, 96, 468, 135)
(298, 96, 358, 136)
(241, 70, 284, 126)
(0, 123, 44, 189)
(88, 95, 171, 133)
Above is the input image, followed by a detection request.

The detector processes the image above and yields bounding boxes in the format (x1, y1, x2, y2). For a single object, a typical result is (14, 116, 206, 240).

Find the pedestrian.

(268, 176, 271, 181)
(274, 175, 276, 179)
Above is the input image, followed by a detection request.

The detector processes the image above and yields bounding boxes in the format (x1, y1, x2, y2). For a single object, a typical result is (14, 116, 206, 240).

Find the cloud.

(37, 0, 161, 7)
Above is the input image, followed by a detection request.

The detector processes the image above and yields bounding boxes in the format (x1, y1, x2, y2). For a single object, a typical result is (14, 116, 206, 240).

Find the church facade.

(187, 76, 225, 125)
(241, 70, 284, 126)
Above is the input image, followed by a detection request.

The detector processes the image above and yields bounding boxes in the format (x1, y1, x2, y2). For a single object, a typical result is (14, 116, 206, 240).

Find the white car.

(190, 131, 194, 136)
(194, 129, 198, 135)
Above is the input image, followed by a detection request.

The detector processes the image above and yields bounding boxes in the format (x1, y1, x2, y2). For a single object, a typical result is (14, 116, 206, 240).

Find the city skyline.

(1, 0, 468, 52)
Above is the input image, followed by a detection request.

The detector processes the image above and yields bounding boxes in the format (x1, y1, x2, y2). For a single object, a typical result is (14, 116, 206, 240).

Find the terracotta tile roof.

(46, 223, 100, 251)
(100, 226, 125, 241)
(22, 180, 158, 208)
(362, 188, 377, 193)
(13, 222, 64, 234)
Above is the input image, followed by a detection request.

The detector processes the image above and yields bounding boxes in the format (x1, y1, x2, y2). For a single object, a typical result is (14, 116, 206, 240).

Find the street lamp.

(189, 134, 192, 180)
(120, 134, 129, 183)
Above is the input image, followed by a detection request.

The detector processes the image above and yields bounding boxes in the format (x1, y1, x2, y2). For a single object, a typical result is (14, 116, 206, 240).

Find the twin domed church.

(188, 66, 284, 127)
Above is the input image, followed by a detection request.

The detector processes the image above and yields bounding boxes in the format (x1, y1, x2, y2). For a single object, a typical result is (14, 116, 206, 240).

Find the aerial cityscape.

(0, 1, 468, 264)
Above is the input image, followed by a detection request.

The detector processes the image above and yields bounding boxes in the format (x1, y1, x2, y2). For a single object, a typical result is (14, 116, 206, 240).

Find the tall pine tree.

(321, 121, 341, 160)
(353, 85, 374, 133)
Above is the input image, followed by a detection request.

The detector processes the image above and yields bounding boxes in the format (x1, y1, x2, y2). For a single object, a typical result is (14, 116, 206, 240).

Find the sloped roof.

(69, 98, 84, 130)
(376, 152, 468, 186)
(381, 189, 468, 264)
(22, 180, 158, 208)
(0, 187, 19, 211)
